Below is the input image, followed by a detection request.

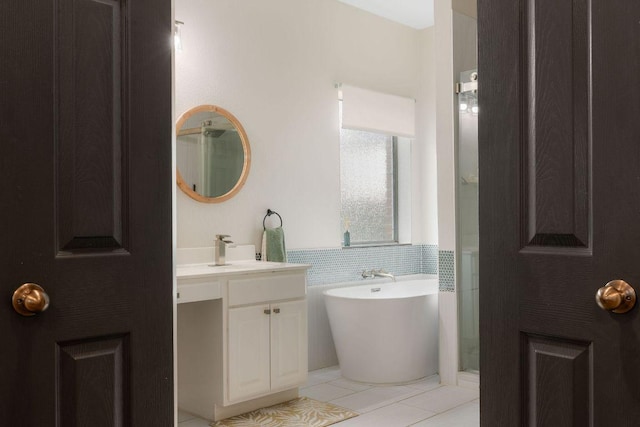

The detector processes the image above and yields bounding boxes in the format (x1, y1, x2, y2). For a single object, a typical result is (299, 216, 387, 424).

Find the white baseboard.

(457, 371, 479, 390)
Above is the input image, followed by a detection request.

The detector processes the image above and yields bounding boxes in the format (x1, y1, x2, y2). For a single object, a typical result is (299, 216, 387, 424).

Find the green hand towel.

(266, 227, 287, 262)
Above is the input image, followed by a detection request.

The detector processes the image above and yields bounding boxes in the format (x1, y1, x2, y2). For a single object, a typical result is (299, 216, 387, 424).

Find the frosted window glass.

(340, 128, 396, 244)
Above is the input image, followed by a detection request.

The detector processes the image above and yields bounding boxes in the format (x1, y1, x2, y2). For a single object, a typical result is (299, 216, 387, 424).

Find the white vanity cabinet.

(227, 272, 308, 403)
(228, 299, 307, 401)
(177, 262, 309, 422)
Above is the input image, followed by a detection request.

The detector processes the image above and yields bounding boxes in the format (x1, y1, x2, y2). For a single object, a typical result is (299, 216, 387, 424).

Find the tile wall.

(287, 244, 438, 286)
(438, 250, 455, 292)
(286, 244, 453, 293)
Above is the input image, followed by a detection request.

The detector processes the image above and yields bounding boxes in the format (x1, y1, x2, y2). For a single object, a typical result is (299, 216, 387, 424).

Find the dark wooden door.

(479, 0, 640, 425)
(0, 0, 173, 425)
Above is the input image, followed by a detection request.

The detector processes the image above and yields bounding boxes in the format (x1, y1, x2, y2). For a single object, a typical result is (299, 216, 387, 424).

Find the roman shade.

(340, 84, 415, 138)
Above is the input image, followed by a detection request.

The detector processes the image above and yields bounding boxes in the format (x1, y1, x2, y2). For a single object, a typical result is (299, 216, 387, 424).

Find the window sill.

(341, 242, 411, 249)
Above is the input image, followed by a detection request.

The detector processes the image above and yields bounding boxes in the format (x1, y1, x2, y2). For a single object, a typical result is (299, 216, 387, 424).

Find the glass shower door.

(457, 70, 479, 373)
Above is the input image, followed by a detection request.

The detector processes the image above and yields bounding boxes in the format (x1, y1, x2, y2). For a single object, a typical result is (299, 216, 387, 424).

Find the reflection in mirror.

(176, 105, 251, 203)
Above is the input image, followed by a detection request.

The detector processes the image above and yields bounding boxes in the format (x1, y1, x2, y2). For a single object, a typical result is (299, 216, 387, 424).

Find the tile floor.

(178, 366, 479, 427)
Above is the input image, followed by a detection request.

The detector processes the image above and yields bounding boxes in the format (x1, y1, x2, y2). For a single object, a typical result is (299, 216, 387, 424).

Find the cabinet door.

(270, 299, 308, 391)
(228, 305, 271, 401)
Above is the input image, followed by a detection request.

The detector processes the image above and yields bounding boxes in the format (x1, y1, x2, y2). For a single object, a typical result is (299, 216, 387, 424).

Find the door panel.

(57, 0, 127, 252)
(270, 299, 308, 391)
(521, 0, 591, 250)
(523, 335, 591, 426)
(57, 336, 128, 426)
(228, 305, 271, 401)
(480, 0, 640, 425)
(0, 0, 172, 424)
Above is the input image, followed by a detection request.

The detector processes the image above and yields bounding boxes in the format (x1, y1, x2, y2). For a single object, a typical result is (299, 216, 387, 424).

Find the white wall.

(435, 0, 455, 253)
(418, 26, 438, 249)
(175, 0, 438, 250)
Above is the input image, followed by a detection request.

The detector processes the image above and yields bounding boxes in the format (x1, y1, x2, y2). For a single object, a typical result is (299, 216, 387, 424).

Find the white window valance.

(339, 84, 415, 138)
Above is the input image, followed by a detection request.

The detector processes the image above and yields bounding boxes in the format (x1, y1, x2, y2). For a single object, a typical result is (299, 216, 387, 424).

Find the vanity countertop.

(176, 260, 310, 280)
(176, 260, 310, 304)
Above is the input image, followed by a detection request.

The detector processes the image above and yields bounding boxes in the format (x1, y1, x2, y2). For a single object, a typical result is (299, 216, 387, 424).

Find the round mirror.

(176, 105, 251, 203)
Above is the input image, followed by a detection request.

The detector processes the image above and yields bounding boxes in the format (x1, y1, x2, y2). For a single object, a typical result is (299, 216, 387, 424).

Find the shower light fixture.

(459, 93, 468, 112)
(470, 97, 479, 115)
(174, 20, 184, 51)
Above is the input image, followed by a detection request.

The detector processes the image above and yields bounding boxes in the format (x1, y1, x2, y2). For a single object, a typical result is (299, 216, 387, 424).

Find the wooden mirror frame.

(176, 105, 251, 203)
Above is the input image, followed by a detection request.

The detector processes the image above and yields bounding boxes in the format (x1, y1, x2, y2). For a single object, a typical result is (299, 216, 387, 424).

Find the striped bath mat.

(211, 397, 358, 427)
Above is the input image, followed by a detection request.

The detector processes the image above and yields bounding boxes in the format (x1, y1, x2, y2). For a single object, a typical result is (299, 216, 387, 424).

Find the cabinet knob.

(264, 309, 271, 315)
(273, 308, 281, 314)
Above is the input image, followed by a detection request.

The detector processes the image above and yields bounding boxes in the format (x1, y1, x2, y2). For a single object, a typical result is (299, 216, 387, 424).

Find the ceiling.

(336, 0, 434, 30)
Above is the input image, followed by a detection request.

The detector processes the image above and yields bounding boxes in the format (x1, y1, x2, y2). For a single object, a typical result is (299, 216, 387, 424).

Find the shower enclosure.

(457, 69, 479, 373)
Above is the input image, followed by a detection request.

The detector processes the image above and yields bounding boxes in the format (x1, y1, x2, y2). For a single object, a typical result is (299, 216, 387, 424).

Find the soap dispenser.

(343, 219, 351, 247)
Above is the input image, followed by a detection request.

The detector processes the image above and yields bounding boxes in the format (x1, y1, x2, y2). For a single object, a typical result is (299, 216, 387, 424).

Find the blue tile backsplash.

(285, 245, 457, 293)
(438, 250, 455, 292)
(287, 244, 438, 286)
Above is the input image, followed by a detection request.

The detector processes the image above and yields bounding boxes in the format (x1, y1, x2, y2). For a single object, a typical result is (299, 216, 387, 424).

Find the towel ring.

(263, 209, 283, 229)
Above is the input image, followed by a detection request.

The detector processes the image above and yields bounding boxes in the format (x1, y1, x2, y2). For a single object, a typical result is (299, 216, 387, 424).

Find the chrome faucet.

(361, 268, 396, 282)
(215, 234, 234, 265)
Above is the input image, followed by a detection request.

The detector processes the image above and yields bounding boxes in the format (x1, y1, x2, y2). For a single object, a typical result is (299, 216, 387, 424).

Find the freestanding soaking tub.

(324, 277, 438, 384)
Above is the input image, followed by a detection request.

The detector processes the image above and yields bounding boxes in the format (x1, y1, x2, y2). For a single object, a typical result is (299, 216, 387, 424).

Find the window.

(340, 127, 398, 245)
(338, 84, 415, 247)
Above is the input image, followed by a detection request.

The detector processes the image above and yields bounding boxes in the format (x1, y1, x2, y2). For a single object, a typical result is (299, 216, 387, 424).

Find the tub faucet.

(215, 234, 234, 265)
(362, 268, 396, 282)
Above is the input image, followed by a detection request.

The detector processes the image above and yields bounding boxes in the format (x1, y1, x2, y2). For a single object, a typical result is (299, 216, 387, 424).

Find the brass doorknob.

(12, 283, 50, 316)
(596, 280, 636, 314)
